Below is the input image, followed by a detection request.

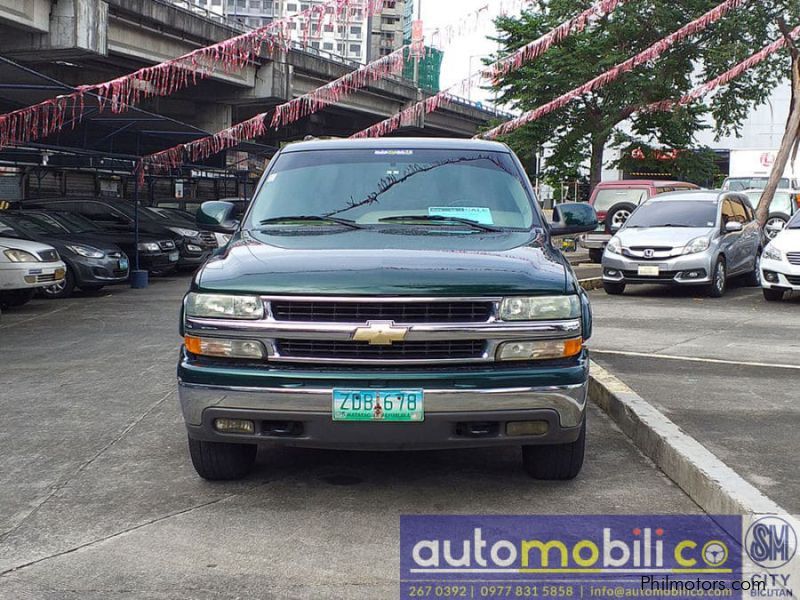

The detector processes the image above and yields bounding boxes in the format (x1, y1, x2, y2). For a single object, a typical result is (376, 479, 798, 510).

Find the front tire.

(763, 288, 785, 302)
(746, 252, 762, 287)
(522, 418, 586, 480)
(41, 267, 75, 299)
(188, 437, 257, 481)
(603, 281, 626, 295)
(588, 248, 604, 264)
(705, 258, 727, 298)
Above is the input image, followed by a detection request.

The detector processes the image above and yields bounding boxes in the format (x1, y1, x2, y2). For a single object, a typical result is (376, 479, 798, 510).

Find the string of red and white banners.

(138, 0, 610, 174)
(138, 46, 408, 178)
(0, 0, 387, 151)
(350, 0, 627, 139)
(645, 24, 800, 113)
(476, 0, 747, 140)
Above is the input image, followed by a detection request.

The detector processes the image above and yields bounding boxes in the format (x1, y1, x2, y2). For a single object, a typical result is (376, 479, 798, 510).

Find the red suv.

(580, 180, 700, 262)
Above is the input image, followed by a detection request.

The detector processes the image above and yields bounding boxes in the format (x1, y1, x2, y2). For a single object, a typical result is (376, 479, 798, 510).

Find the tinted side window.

(80, 202, 129, 225)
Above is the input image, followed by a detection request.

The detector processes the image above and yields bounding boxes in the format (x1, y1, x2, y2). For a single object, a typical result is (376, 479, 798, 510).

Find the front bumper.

(761, 257, 800, 291)
(178, 351, 589, 450)
(0, 261, 66, 290)
(602, 252, 714, 285)
(71, 256, 129, 286)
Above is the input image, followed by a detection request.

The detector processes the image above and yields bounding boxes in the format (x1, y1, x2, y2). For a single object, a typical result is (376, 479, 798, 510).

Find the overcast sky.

(420, 0, 515, 105)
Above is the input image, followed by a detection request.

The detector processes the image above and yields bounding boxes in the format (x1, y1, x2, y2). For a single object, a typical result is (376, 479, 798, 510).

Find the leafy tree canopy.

(489, 0, 800, 188)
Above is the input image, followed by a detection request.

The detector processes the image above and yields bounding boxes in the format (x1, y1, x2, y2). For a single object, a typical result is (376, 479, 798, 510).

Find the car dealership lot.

(0, 277, 705, 599)
(588, 283, 800, 513)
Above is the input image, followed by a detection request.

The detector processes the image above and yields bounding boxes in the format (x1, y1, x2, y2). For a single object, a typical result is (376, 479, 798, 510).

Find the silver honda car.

(601, 191, 764, 297)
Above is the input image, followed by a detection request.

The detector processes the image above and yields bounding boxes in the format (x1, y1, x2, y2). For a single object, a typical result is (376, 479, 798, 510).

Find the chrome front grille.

(787, 252, 800, 266)
(37, 273, 57, 283)
(37, 249, 59, 262)
(184, 296, 583, 366)
(276, 339, 486, 361)
(271, 300, 494, 323)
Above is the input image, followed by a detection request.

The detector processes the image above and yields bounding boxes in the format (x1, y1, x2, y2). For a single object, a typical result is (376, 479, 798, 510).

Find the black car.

(0, 212, 129, 298)
(24, 199, 216, 270)
(19, 210, 181, 277)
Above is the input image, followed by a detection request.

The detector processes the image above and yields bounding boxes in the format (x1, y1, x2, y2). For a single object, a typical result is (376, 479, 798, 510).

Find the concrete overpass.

(0, 0, 510, 145)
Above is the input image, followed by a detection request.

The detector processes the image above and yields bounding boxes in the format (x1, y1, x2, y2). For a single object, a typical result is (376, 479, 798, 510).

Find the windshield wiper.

(258, 216, 363, 229)
(657, 223, 695, 228)
(378, 214, 500, 232)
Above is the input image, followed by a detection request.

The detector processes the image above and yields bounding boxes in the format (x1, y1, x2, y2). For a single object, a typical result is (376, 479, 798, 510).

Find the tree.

(489, 0, 800, 190)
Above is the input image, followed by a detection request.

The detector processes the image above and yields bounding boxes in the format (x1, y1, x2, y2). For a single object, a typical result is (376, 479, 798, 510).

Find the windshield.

(247, 149, 538, 230)
(0, 214, 63, 236)
(624, 201, 718, 229)
(744, 191, 795, 215)
(22, 213, 75, 234)
(47, 211, 102, 233)
(725, 177, 790, 191)
(592, 188, 649, 213)
(145, 207, 196, 225)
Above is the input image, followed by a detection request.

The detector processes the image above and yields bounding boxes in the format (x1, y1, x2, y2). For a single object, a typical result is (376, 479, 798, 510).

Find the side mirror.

(550, 202, 599, 237)
(724, 221, 743, 233)
(198, 201, 239, 234)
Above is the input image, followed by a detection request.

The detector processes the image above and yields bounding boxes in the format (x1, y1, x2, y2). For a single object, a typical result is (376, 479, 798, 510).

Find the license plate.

(638, 265, 660, 276)
(168, 251, 179, 262)
(119, 258, 129, 270)
(332, 389, 424, 422)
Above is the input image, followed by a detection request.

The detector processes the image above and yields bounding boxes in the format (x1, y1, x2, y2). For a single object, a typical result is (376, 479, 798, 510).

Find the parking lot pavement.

(0, 278, 707, 598)
(588, 282, 800, 513)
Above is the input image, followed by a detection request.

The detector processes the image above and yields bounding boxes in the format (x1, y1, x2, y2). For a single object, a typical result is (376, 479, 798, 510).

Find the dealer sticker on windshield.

(428, 206, 494, 225)
(332, 389, 424, 422)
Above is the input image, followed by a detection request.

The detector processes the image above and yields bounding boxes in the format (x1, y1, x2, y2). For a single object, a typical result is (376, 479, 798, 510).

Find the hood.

(0, 236, 59, 254)
(22, 233, 123, 255)
(196, 228, 569, 296)
(617, 226, 715, 248)
(771, 227, 800, 251)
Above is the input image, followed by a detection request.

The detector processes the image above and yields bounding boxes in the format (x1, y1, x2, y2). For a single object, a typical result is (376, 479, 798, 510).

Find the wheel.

(588, 248, 604, 263)
(764, 214, 788, 240)
(0, 288, 35, 308)
(603, 281, 626, 295)
(746, 251, 762, 287)
(40, 267, 75, 299)
(605, 202, 637, 234)
(705, 258, 727, 298)
(188, 437, 257, 481)
(763, 288, 785, 302)
(521, 418, 586, 480)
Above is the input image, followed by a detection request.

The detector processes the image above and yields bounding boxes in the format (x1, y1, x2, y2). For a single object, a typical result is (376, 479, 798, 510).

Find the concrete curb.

(589, 360, 791, 520)
(580, 277, 602, 291)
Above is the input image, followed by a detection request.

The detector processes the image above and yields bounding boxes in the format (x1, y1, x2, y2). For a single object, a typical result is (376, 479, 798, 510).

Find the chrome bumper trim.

(178, 380, 588, 429)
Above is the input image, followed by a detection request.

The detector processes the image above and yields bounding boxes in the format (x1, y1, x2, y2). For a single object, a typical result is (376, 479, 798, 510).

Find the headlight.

(137, 242, 160, 252)
(497, 338, 583, 361)
(66, 244, 105, 259)
(185, 293, 264, 319)
(185, 335, 265, 359)
(3, 249, 39, 262)
(763, 244, 782, 261)
(605, 237, 622, 255)
(170, 227, 200, 238)
(499, 296, 581, 321)
(683, 237, 710, 255)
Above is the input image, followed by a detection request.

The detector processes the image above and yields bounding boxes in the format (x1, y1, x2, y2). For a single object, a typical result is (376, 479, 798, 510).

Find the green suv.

(179, 138, 597, 481)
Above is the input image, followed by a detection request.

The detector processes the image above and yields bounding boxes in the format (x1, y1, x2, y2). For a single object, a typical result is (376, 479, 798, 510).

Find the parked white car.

(0, 237, 66, 308)
(761, 210, 800, 301)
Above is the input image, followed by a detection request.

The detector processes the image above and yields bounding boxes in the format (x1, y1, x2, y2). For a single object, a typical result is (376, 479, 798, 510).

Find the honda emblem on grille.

(352, 321, 409, 346)
(644, 249, 655, 258)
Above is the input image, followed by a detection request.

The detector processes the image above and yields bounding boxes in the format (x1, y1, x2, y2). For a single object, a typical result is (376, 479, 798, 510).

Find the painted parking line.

(591, 348, 800, 371)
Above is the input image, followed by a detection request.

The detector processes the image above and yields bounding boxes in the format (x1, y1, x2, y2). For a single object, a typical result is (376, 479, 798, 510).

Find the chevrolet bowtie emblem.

(352, 321, 409, 345)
